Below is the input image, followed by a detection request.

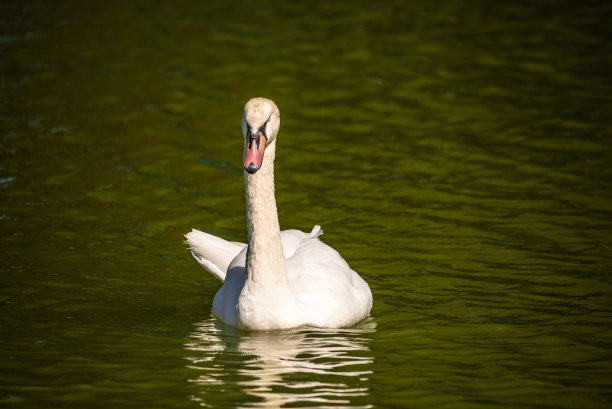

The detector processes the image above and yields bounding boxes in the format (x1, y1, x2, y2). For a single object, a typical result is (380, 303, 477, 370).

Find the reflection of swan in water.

(185, 319, 376, 408)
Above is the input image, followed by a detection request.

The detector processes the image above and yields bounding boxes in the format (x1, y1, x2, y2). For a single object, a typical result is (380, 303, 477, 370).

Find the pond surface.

(1, 0, 611, 408)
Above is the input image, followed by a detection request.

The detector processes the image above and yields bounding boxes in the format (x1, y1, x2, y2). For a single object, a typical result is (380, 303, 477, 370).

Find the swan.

(186, 97, 372, 330)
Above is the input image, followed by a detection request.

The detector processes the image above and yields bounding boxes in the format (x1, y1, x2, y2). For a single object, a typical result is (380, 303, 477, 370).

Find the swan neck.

(244, 144, 287, 288)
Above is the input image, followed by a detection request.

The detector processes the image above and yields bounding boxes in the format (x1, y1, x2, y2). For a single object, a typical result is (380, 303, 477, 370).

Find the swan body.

(186, 98, 372, 329)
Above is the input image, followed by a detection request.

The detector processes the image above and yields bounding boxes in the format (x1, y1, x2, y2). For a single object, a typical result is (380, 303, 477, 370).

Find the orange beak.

(244, 131, 266, 174)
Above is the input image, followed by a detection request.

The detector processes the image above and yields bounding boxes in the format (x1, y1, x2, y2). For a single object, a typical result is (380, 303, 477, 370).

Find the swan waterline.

(186, 97, 373, 330)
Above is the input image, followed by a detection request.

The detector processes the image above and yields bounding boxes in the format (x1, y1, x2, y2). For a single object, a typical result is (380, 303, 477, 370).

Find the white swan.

(186, 97, 372, 330)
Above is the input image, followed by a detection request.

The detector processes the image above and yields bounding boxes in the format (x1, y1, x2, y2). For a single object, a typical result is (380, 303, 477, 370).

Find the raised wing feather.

(185, 229, 246, 281)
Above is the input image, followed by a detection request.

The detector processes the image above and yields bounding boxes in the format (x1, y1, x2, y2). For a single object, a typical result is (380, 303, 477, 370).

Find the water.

(1, 0, 611, 407)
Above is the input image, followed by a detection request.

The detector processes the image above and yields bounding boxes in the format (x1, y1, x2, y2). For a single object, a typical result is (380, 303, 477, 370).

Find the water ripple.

(185, 319, 376, 408)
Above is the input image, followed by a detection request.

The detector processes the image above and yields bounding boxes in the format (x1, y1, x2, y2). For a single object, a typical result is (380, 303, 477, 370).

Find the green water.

(2, 0, 611, 407)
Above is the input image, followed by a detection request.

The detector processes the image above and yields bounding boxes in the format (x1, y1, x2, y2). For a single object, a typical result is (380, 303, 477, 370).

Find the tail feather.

(310, 225, 323, 238)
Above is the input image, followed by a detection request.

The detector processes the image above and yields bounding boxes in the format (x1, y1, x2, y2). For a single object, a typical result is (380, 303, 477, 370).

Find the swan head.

(242, 97, 280, 174)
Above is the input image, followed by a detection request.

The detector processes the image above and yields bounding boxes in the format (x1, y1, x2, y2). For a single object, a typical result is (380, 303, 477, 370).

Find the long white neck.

(244, 141, 288, 292)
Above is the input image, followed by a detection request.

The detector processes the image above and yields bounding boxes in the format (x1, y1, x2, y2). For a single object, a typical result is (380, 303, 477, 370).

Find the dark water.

(2, 0, 612, 407)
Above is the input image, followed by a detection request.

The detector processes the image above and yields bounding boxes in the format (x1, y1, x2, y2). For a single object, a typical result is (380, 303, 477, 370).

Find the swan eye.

(257, 124, 268, 141)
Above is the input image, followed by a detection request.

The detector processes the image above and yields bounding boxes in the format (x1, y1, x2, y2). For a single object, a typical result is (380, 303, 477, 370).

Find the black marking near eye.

(258, 114, 272, 141)
(247, 131, 258, 150)
(255, 132, 261, 149)
(246, 113, 272, 150)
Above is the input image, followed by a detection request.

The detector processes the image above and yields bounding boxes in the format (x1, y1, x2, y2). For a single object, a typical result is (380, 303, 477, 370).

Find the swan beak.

(244, 131, 266, 174)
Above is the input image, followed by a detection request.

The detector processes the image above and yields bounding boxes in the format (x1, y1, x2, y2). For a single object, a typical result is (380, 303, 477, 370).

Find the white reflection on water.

(185, 319, 376, 408)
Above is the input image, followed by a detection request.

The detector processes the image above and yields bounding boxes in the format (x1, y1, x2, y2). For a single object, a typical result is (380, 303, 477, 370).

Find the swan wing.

(185, 225, 320, 281)
(280, 225, 323, 259)
(286, 234, 373, 327)
(185, 229, 246, 281)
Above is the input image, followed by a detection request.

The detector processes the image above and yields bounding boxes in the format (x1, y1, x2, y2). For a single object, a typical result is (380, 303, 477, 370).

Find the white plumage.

(186, 98, 372, 329)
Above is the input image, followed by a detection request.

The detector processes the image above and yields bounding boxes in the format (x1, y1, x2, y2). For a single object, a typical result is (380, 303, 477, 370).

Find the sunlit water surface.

(1, 0, 611, 408)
